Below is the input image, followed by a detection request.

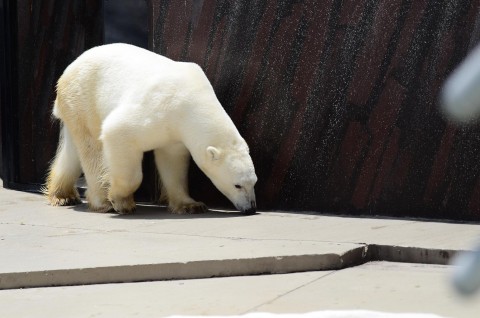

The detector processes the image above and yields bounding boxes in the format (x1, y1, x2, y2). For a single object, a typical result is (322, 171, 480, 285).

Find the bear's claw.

(169, 202, 207, 214)
(43, 186, 82, 207)
(88, 202, 115, 213)
(109, 195, 136, 215)
(116, 207, 136, 215)
(48, 195, 82, 206)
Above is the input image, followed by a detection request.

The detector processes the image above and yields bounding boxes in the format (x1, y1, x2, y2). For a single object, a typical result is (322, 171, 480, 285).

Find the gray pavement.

(1, 182, 480, 317)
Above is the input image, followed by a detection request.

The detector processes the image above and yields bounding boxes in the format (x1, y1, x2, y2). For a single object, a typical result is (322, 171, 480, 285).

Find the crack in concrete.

(243, 271, 337, 314)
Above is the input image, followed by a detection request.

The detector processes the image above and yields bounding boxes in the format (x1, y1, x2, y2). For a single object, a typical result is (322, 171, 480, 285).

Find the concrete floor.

(1, 182, 480, 317)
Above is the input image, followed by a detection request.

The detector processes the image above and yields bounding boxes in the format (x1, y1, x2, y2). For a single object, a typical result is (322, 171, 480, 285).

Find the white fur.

(46, 43, 257, 214)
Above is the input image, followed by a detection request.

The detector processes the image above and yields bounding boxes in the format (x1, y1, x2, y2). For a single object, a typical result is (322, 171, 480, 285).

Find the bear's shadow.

(71, 202, 253, 220)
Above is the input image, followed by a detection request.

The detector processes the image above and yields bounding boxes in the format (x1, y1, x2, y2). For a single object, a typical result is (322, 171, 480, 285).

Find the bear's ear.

(207, 146, 222, 161)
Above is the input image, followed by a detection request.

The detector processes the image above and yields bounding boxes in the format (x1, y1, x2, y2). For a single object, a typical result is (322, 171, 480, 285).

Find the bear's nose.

(241, 201, 256, 215)
(242, 207, 256, 215)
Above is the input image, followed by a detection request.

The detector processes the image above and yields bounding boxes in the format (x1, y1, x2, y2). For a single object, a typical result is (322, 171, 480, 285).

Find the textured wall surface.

(2, 1, 103, 189)
(149, 0, 480, 220)
(3, 0, 480, 221)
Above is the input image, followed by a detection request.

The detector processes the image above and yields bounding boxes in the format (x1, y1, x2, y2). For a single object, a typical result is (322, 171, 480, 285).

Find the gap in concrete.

(368, 245, 456, 265)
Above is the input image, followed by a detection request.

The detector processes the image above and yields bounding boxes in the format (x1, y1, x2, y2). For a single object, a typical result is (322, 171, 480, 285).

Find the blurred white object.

(452, 241, 480, 296)
(441, 43, 480, 296)
(169, 311, 445, 318)
(441, 44, 480, 122)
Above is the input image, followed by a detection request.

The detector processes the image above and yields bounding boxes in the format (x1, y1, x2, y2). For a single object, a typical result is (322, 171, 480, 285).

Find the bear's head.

(201, 144, 257, 215)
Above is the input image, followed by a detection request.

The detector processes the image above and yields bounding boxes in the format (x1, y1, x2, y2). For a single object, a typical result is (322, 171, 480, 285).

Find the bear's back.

(56, 44, 207, 119)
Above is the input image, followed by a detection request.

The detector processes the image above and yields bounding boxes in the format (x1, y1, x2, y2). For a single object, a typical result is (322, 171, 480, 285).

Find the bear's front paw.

(169, 201, 208, 214)
(110, 195, 136, 215)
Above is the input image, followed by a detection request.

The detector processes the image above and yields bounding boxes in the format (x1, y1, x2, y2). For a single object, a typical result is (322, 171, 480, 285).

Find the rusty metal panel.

(149, 0, 480, 221)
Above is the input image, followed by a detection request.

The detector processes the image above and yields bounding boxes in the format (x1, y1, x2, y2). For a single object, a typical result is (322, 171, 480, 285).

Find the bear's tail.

(52, 99, 61, 119)
(42, 123, 82, 206)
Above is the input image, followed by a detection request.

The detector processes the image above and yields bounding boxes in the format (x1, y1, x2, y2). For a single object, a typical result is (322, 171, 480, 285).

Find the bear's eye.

(234, 184, 242, 189)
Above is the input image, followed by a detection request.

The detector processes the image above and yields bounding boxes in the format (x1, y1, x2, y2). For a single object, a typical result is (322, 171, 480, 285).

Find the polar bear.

(44, 43, 257, 215)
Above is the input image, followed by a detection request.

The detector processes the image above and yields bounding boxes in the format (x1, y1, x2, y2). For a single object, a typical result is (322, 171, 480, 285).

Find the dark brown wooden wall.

(149, 0, 480, 221)
(3, 0, 480, 221)
(1, 0, 103, 190)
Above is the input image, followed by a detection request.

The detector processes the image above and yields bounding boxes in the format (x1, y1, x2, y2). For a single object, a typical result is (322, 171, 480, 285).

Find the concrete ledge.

(0, 248, 371, 290)
(0, 244, 462, 290)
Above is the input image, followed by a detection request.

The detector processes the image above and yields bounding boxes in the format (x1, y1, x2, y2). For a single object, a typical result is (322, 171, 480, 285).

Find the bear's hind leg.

(45, 125, 82, 206)
(154, 145, 207, 214)
(101, 136, 143, 214)
(70, 131, 113, 213)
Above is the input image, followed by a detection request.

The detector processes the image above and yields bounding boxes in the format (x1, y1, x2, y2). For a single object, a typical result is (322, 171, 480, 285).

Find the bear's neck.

(180, 100, 242, 168)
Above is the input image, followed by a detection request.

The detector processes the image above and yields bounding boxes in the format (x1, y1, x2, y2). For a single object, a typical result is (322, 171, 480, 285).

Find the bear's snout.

(241, 201, 257, 215)
(242, 207, 256, 215)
